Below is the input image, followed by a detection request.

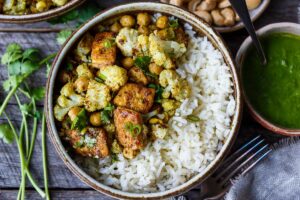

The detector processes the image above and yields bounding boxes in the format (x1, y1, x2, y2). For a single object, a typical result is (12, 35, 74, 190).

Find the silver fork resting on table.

(172, 135, 272, 200)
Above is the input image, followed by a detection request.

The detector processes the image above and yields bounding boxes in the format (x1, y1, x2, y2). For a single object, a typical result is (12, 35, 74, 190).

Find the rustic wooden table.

(0, 0, 298, 199)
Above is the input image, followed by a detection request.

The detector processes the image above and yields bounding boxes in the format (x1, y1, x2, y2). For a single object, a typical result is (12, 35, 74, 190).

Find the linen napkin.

(225, 138, 300, 200)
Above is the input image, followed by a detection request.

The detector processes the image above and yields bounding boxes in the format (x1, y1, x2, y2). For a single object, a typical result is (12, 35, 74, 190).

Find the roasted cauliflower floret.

(136, 35, 150, 56)
(149, 33, 187, 69)
(54, 83, 84, 121)
(52, 0, 68, 6)
(74, 33, 94, 62)
(98, 65, 128, 92)
(161, 99, 180, 112)
(84, 80, 111, 112)
(111, 139, 122, 154)
(159, 69, 191, 101)
(4, 0, 27, 14)
(151, 124, 168, 139)
(116, 27, 138, 57)
(76, 63, 94, 79)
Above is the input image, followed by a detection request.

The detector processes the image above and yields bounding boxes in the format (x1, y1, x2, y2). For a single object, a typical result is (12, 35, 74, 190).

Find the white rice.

(83, 22, 236, 192)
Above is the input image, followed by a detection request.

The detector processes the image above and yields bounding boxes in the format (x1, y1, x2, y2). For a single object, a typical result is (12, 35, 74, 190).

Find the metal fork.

(172, 135, 272, 200)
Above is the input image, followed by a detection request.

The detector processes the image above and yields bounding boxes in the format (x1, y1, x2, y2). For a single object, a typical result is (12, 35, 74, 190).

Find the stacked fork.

(172, 135, 272, 200)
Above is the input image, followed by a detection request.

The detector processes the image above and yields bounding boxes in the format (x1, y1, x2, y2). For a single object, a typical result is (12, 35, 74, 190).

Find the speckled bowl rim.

(236, 22, 300, 136)
(214, 0, 271, 33)
(0, 0, 85, 23)
(45, 2, 242, 199)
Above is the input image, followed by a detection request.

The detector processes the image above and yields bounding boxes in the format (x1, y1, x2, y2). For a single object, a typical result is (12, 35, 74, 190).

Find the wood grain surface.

(0, 0, 299, 199)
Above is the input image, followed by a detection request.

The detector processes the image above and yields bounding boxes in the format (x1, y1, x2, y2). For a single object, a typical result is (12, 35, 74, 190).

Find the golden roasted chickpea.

(110, 22, 122, 33)
(138, 26, 150, 36)
(121, 57, 134, 69)
(74, 76, 89, 93)
(59, 70, 71, 83)
(149, 63, 163, 75)
(156, 29, 168, 40)
(89, 112, 102, 126)
(156, 15, 169, 29)
(36, 1, 47, 12)
(68, 107, 81, 121)
(120, 15, 136, 27)
(149, 24, 157, 32)
(137, 13, 151, 26)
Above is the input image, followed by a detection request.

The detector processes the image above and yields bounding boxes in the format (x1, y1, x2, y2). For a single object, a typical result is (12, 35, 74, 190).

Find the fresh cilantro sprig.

(101, 103, 115, 124)
(71, 108, 88, 131)
(56, 30, 73, 45)
(134, 56, 158, 79)
(148, 84, 164, 103)
(51, 2, 100, 45)
(169, 19, 179, 28)
(0, 44, 56, 117)
(0, 44, 55, 200)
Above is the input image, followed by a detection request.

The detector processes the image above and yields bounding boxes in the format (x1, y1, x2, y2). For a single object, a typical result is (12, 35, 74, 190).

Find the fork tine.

(218, 135, 262, 169)
(215, 137, 265, 180)
(220, 144, 269, 186)
(241, 149, 272, 176)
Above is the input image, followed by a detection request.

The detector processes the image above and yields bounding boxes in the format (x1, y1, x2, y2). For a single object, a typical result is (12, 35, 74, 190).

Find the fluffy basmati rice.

(80, 22, 236, 193)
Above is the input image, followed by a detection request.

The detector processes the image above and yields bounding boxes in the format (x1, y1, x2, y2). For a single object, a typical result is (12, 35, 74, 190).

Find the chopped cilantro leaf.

(73, 137, 84, 148)
(84, 135, 97, 148)
(111, 154, 119, 163)
(0, 123, 15, 144)
(57, 30, 72, 45)
(71, 108, 88, 131)
(169, 19, 179, 28)
(134, 56, 158, 79)
(100, 104, 115, 124)
(148, 84, 164, 103)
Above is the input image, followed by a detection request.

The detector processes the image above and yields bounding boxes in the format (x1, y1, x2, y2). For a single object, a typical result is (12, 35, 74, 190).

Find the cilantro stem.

(15, 94, 29, 156)
(42, 114, 50, 200)
(0, 85, 18, 117)
(17, 119, 26, 200)
(39, 53, 57, 66)
(28, 98, 38, 161)
(4, 112, 46, 199)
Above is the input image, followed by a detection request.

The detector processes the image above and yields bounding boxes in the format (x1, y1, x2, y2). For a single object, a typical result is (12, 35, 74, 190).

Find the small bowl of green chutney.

(236, 23, 300, 136)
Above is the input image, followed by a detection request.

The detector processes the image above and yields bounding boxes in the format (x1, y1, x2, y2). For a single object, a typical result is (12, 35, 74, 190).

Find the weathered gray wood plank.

(0, 189, 204, 200)
(0, 0, 299, 199)
(0, 189, 115, 200)
(0, 104, 89, 189)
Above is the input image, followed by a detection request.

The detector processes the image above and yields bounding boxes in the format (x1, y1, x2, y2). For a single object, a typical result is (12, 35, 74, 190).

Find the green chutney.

(242, 32, 300, 129)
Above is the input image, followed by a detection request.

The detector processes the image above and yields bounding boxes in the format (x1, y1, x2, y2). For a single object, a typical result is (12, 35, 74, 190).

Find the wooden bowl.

(45, 2, 242, 199)
(236, 22, 300, 136)
(0, 0, 85, 23)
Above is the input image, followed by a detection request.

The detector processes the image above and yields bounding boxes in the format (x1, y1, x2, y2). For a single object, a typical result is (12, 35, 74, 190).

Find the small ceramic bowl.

(236, 22, 300, 136)
(0, 0, 85, 23)
(45, 2, 242, 199)
(213, 0, 271, 33)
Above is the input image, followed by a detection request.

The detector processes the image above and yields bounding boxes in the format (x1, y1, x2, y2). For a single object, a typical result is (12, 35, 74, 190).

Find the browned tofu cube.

(91, 32, 116, 68)
(64, 127, 110, 158)
(113, 83, 155, 114)
(114, 107, 145, 150)
(128, 66, 149, 85)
